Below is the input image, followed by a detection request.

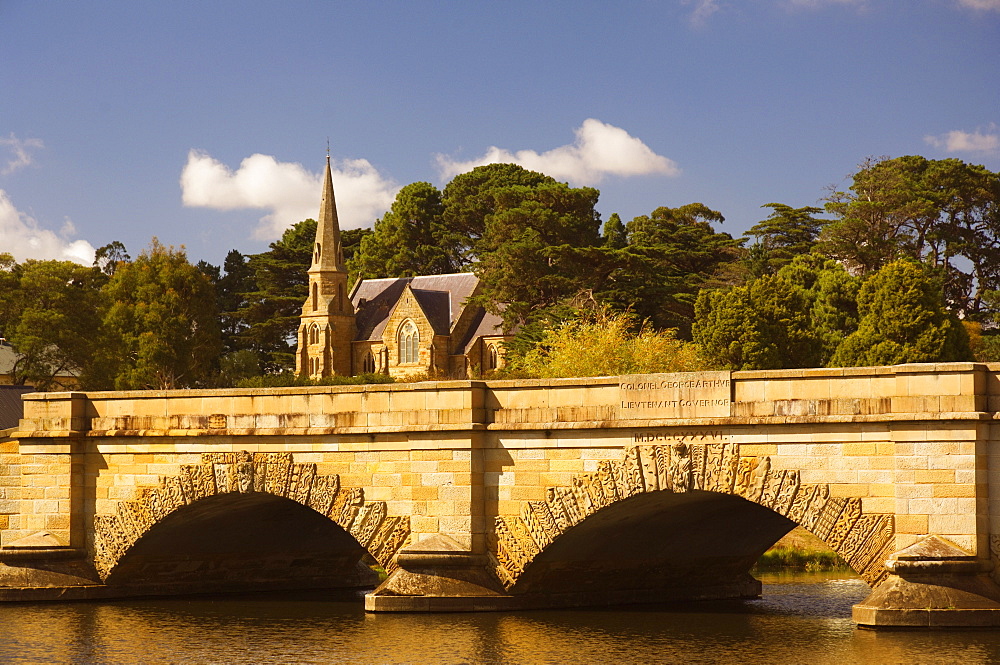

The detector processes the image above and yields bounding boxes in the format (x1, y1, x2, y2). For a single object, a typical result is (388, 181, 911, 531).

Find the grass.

(753, 526, 851, 572)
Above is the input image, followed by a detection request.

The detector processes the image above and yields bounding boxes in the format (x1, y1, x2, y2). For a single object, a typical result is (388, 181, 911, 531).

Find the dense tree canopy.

(441, 163, 558, 265)
(0, 257, 104, 389)
(693, 273, 821, 371)
(830, 260, 971, 367)
(471, 179, 603, 327)
(777, 255, 860, 363)
(238, 219, 316, 372)
(821, 156, 1000, 319)
(744, 203, 825, 275)
(349, 182, 457, 279)
(101, 239, 221, 389)
(588, 204, 742, 337)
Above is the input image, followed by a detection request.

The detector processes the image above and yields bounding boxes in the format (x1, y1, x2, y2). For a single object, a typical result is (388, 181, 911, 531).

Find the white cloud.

(0, 189, 95, 264)
(924, 127, 1000, 153)
(785, 0, 868, 8)
(180, 151, 398, 240)
(435, 119, 680, 185)
(683, 0, 723, 24)
(0, 133, 44, 176)
(956, 0, 1000, 10)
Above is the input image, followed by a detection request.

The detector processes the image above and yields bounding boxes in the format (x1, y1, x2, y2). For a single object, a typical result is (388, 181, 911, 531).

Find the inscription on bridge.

(633, 429, 727, 444)
(618, 372, 732, 419)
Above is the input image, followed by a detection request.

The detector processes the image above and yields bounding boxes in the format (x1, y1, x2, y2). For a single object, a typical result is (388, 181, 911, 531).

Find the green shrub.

(502, 307, 713, 379)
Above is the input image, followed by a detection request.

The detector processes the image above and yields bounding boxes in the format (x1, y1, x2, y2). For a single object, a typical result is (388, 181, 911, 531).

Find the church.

(295, 156, 511, 380)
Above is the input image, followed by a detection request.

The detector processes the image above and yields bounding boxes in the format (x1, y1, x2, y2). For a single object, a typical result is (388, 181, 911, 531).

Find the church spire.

(297, 151, 356, 379)
(311, 153, 346, 272)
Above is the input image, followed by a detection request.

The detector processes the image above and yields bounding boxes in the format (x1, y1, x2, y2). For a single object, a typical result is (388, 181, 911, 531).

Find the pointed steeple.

(311, 154, 346, 272)
(297, 151, 356, 379)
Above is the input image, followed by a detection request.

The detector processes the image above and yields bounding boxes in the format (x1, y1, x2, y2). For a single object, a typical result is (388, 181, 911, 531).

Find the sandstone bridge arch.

(490, 442, 895, 598)
(93, 452, 410, 590)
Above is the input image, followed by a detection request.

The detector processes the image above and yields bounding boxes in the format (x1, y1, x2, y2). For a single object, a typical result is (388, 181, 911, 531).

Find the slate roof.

(350, 273, 483, 342)
(0, 385, 33, 431)
(454, 307, 507, 354)
(0, 340, 77, 383)
(0, 342, 17, 376)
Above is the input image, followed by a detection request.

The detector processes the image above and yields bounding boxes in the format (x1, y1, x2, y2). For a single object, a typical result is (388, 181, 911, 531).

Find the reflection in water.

(1, 576, 1000, 664)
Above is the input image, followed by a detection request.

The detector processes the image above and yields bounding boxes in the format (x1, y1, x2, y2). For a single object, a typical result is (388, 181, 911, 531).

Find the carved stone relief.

(490, 444, 895, 592)
(92, 451, 409, 580)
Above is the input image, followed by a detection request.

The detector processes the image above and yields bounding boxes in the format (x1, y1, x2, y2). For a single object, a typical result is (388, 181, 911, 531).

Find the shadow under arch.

(491, 443, 894, 602)
(93, 452, 410, 594)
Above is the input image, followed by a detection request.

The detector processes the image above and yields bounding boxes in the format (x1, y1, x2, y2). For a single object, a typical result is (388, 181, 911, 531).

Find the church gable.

(381, 285, 439, 375)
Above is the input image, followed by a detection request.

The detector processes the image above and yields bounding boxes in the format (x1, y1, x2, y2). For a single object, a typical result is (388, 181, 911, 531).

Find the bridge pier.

(364, 531, 765, 612)
(854, 535, 1000, 628)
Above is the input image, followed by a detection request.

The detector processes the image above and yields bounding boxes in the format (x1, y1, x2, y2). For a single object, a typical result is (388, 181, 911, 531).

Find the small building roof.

(0, 385, 33, 430)
(0, 341, 18, 376)
(0, 339, 78, 382)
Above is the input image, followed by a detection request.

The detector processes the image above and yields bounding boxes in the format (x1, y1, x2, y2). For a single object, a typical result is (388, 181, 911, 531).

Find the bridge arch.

(93, 451, 410, 585)
(490, 443, 895, 595)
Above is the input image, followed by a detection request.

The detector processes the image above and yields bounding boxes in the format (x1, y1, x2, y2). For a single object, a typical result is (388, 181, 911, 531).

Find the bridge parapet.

(15, 381, 488, 437)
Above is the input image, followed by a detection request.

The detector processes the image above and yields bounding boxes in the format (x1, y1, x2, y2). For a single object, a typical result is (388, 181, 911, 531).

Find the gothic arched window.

(362, 351, 376, 374)
(309, 323, 321, 345)
(487, 344, 499, 370)
(398, 320, 419, 364)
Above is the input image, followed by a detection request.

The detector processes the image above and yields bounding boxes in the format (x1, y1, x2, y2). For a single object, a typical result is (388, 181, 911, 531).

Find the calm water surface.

(2, 574, 1000, 664)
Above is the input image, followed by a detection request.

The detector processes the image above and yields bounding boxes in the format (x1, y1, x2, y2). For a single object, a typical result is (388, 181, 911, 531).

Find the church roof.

(350, 272, 482, 342)
(454, 306, 507, 353)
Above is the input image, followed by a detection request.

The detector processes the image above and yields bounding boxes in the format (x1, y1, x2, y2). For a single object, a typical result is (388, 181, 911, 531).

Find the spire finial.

(326, 137, 330, 160)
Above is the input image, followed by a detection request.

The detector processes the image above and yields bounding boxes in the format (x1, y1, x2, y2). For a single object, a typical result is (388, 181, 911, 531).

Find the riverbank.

(754, 527, 850, 572)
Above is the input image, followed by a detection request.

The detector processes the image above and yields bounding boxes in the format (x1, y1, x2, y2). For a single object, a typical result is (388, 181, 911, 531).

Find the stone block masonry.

(4, 362, 1000, 628)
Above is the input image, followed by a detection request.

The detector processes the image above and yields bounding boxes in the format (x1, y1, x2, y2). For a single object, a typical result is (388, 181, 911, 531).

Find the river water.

(2, 573, 1000, 664)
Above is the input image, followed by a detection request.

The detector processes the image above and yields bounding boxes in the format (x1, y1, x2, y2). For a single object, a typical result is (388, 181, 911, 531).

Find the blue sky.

(2, 0, 998, 267)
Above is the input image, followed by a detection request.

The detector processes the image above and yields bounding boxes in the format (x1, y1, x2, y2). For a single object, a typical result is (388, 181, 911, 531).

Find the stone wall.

(6, 363, 997, 579)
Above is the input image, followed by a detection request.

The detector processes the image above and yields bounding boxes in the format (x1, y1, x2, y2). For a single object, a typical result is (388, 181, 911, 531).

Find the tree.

(602, 213, 627, 249)
(830, 260, 971, 367)
(776, 254, 860, 365)
(470, 178, 603, 327)
(820, 157, 1000, 320)
(924, 158, 1000, 319)
(93, 241, 131, 277)
(693, 273, 821, 370)
(215, 249, 256, 354)
(744, 203, 825, 274)
(504, 306, 710, 378)
(597, 204, 742, 337)
(101, 239, 221, 389)
(341, 227, 372, 266)
(441, 164, 557, 263)
(821, 156, 936, 274)
(0, 258, 103, 389)
(239, 220, 316, 372)
(349, 182, 458, 279)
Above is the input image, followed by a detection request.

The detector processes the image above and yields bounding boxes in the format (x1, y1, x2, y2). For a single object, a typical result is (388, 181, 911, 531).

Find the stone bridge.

(4, 363, 1000, 628)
